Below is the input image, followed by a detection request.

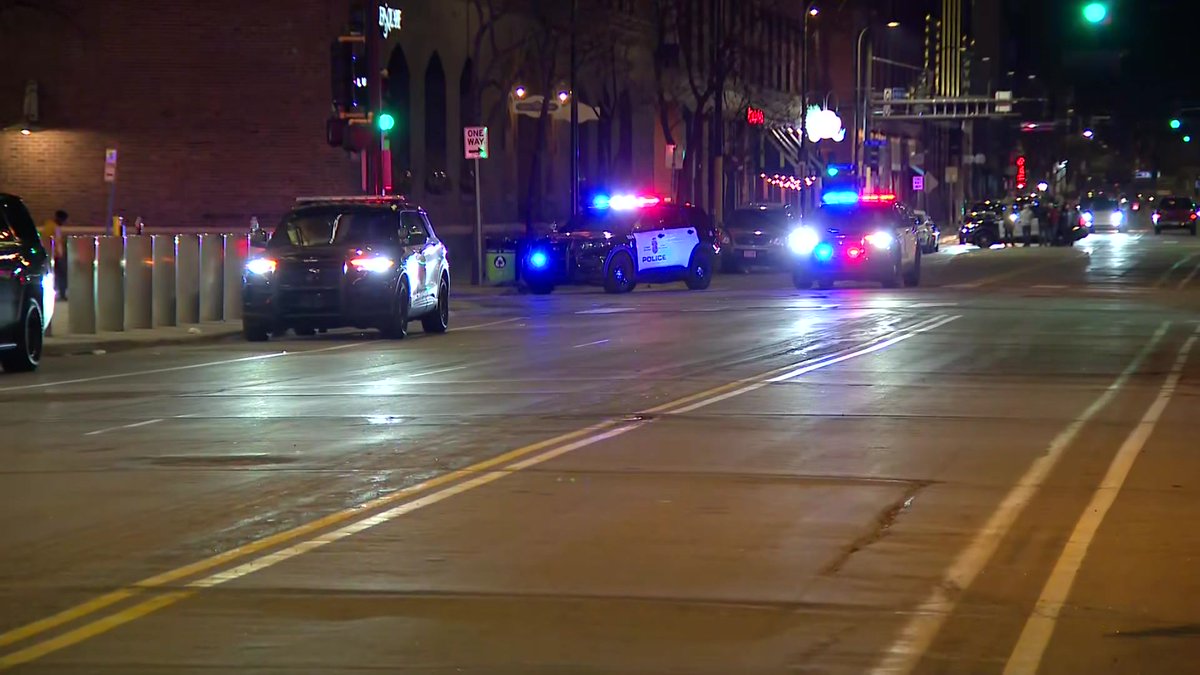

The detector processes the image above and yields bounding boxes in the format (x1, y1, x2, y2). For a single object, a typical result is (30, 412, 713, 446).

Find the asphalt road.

(2, 225, 1200, 673)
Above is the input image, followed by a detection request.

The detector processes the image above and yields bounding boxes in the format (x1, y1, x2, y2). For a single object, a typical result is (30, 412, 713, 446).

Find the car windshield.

(561, 208, 651, 234)
(1085, 198, 1119, 211)
(272, 208, 397, 247)
(1161, 198, 1194, 209)
(812, 206, 899, 233)
(726, 209, 792, 230)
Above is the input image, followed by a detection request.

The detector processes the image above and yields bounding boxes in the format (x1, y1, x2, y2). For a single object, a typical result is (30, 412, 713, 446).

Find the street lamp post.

(853, 26, 869, 186)
(800, 3, 818, 214)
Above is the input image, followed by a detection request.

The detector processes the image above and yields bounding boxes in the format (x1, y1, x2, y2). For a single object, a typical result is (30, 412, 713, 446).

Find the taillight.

(349, 256, 395, 273)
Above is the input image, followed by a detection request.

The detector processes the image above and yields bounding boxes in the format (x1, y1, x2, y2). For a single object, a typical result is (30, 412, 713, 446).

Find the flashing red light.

(746, 107, 766, 126)
(846, 246, 864, 260)
(860, 193, 897, 203)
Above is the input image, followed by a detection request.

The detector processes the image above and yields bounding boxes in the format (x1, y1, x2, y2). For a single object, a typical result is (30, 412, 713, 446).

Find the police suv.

(521, 195, 721, 294)
(786, 191, 922, 289)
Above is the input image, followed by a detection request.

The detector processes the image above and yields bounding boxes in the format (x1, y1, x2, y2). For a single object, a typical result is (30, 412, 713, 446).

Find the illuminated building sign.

(1016, 156, 1027, 189)
(805, 105, 845, 143)
(746, 107, 765, 126)
(379, 3, 403, 38)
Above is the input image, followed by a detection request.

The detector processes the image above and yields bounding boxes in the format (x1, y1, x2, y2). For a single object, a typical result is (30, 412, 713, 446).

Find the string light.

(759, 173, 816, 191)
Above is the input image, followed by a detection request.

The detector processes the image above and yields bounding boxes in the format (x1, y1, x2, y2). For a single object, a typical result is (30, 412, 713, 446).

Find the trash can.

(485, 249, 516, 285)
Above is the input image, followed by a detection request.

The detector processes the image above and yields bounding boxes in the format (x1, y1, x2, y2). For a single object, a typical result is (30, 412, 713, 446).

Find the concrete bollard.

(67, 236, 97, 335)
(176, 234, 200, 324)
(95, 236, 125, 332)
(198, 234, 224, 322)
(152, 235, 176, 327)
(124, 235, 153, 330)
(223, 234, 248, 321)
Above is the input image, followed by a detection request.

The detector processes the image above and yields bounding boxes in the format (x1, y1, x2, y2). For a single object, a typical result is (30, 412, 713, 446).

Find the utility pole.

(366, 0, 383, 195)
(710, 0, 724, 222)
(570, 0, 580, 216)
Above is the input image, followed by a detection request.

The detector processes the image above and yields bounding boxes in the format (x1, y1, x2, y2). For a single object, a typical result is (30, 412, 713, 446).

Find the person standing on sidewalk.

(38, 210, 68, 299)
(1046, 203, 1062, 245)
(1019, 203, 1036, 247)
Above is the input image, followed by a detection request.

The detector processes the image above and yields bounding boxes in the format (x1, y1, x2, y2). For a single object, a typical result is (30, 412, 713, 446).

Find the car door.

(419, 212, 447, 294)
(0, 209, 22, 339)
(662, 207, 701, 268)
(399, 211, 431, 312)
(631, 211, 670, 273)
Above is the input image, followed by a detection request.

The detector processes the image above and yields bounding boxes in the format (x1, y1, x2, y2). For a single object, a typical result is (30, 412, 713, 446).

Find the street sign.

(912, 175, 925, 192)
(464, 126, 489, 159)
(103, 147, 118, 183)
(924, 173, 940, 192)
(995, 91, 1013, 114)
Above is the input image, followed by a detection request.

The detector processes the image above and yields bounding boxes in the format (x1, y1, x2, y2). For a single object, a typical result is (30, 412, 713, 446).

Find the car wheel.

(975, 230, 995, 249)
(242, 319, 270, 342)
(380, 278, 410, 339)
(1, 297, 43, 373)
(792, 269, 813, 289)
(684, 250, 712, 290)
(882, 255, 903, 288)
(421, 278, 450, 334)
(903, 248, 922, 287)
(603, 251, 636, 294)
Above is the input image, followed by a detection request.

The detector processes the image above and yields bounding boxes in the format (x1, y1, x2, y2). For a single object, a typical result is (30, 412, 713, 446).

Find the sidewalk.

(45, 303, 242, 357)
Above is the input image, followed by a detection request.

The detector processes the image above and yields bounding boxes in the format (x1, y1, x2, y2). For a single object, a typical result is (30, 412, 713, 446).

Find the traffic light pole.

(367, 0, 383, 195)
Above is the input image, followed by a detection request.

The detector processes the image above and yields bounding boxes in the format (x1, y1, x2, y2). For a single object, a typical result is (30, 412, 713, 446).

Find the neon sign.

(746, 107, 765, 126)
(379, 4, 403, 38)
(1016, 156, 1027, 189)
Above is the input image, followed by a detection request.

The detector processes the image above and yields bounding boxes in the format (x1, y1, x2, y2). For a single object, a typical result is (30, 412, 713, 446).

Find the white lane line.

(909, 302, 960, 308)
(1003, 325, 1200, 674)
(453, 317, 523, 331)
(576, 307, 634, 315)
(1177, 261, 1200, 290)
(84, 418, 164, 437)
(408, 365, 469, 378)
(1032, 284, 1069, 289)
(1, 342, 369, 393)
(1155, 251, 1200, 288)
(870, 320, 1171, 675)
(572, 339, 610, 348)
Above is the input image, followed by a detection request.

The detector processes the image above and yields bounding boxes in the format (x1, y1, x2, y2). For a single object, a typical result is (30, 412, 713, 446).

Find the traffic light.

(1082, 2, 1108, 24)
(864, 142, 882, 171)
(1185, 135, 1192, 144)
(377, 112, 396, 133)
(1171, 118, 1183, 130)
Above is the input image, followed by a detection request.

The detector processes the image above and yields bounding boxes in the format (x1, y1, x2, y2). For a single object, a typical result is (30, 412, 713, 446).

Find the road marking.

(453, 317, 523, 330)
(869, 320, 1171, 675)
(1003, 325, 1200, 674)
(1032, 284, 1069, 289)
(576, 307, 634, 314)
(909, 302, 960, 308)
(0, 314, 960, 669)
(1154, 251, 1200, 288)
(83, 418, 164, 437)
(0, 342, 369, 393)
(1177, 261, 1200, 290)
(572, 339, 610, 348)
(408, 365, 469, 378)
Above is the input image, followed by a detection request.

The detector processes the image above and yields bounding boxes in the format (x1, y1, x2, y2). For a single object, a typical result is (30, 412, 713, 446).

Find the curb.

(44, 325, 243, 357)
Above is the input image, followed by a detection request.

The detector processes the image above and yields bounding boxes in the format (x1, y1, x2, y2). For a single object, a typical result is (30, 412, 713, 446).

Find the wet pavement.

(2, 227, 1200, 673)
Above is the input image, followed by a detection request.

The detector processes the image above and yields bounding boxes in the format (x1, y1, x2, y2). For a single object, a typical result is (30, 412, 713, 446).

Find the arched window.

(385, 46, 411, 192)
(424, 52, 449, 194)
(459, 59, 475, 193)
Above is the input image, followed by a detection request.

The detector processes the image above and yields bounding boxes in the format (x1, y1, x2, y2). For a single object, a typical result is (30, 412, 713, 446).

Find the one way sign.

(464, 126, 489, 159)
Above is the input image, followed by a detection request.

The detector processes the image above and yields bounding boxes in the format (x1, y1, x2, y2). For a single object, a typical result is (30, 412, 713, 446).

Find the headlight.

(1111, 211, 1124, 225)
(787, 227, 820, 255)
(1009, 213, 1019, 222)
(865, 231, 894, 249)
(245, 257, 277, 276)
(349, 256, 395, 273)
(1082, 211, 1094, 223)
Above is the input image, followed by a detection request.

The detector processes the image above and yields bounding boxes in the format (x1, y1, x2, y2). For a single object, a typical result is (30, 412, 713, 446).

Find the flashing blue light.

(822, 190, 860, 205)
(529, 251, 549, 269)
(592, 194, 611, 209)
(814, 243, 835, 262)
(826, 166, 840, 178)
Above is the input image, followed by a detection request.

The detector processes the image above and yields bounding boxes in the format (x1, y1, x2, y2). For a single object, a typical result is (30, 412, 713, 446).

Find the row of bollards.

(61, 234, 248, 335)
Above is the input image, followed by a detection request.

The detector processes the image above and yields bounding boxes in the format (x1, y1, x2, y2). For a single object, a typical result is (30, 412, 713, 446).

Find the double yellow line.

(0, 313, 956, 669)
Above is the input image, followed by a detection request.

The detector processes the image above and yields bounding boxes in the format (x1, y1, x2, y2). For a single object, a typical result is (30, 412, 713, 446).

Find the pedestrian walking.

(1019, 203, 1036, 247)
(1003, 208, 1016, 247)
(37, 209, 69, 299)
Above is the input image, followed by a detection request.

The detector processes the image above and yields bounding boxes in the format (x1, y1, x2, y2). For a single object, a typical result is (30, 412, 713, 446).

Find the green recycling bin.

(485, 249, 516, 285)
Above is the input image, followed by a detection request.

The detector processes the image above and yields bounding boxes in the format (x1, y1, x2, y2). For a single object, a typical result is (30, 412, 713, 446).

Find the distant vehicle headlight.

(865, 231, 894, 249)
(1082, 211, 1094, 224)
(1110, 211, 1124, 225)
(1009, 213, 1019, 223)
(787, 227, 820, 255)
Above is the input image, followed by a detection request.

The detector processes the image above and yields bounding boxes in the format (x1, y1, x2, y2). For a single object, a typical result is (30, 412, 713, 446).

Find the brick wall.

(0, 0, 358, 230)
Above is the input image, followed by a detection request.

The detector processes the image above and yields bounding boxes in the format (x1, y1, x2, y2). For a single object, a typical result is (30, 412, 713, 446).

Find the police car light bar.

(592, 194, 661, 210)
(821, 190, 860, 205)
(860, 193, 897, 203)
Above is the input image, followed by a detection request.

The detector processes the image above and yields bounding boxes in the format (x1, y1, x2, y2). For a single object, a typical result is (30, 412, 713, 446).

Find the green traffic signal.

(1185, 136, 1192, 144)
(1082, 2, 1107, 24)
(377, 113, 396, 132)
(1171, 119, 1183, 130)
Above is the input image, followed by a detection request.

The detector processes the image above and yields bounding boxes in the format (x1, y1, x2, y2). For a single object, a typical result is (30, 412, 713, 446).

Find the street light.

(886, 21, 900, 28)
(1083, 129, 1095, 139)
(854, 21, 900, 184)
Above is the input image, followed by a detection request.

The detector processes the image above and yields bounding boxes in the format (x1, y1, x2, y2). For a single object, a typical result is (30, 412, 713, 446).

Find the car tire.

(792, 269, 813, 289)
(380, 278, 410, 339)
(243, 318, 270, 342)
(882, 255, 903, 288)
(603, 251, 636, 294)
(975, 230, 995, 249)
(684, 250, 713, 290)
(903, 248, 922, 287)
(1, 296, 43, 373)
(421, 277, 450, 334)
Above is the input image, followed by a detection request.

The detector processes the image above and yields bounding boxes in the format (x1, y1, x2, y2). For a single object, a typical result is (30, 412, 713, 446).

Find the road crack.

(819, 481, 930, 576)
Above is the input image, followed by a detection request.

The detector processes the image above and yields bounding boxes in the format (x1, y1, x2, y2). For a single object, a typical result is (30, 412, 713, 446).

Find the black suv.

(722, 204, 796, 272)
(242, 196, 450, 341)
(521, 196, 720, 294)
(0, 194, 51, 372)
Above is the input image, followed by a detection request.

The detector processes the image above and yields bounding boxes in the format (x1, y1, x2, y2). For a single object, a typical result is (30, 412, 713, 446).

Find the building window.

(424, 52, 449, 194)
